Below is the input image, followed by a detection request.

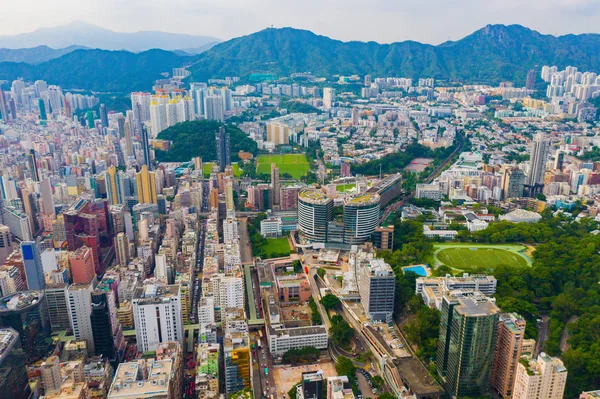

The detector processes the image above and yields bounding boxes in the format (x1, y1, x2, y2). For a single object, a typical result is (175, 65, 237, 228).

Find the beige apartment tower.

(492, 313, 526, 398)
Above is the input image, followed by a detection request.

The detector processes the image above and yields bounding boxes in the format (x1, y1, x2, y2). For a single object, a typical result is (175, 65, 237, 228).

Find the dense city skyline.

(1, 0, 600, 44)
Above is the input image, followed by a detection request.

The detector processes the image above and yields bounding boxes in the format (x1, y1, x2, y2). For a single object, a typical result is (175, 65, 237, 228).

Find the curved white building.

(298, 189, 333, 243)
(343, 193, 380, 245)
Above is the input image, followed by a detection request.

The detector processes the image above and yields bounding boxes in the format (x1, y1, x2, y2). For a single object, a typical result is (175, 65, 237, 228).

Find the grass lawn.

(336, 183, 356, 192)
(256, 154, 310, 179)
(261, 237, 291, 258)
(432, 243, 532, 271)
(202, 162, 242, 177)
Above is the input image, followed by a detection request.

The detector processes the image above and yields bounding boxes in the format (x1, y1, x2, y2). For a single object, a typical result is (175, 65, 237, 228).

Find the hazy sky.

(2, 0, 600, 44)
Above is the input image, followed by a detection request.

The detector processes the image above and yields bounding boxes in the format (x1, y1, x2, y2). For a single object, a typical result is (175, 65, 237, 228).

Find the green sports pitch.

(432, 244, 531, 271)
(256, 154, 310, 179)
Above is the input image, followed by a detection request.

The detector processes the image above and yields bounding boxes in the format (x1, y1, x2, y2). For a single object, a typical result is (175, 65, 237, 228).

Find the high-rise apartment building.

(502, 166, 526, 200)
(40, 355, 62, 394)
(27, 149, 40, 182)
(114, 232, 131, 267)
(204, 95, 224, 122)
(21, 240, 45, 290)
(216, 126, 231, 172)
(437, 292, 500, 397)
(69, 246, 96, 284)
(90, 290, 115, 360)
(492, 313, 526, 398)
(358, 258, 396, 321)
(44, 282, 71, 332)
(271, 163, 281, 207)
(513, 353, 567, 399)
(67, 282, 96, 355)
(105, 166, 125, 205)
(132, 284, 183, 352)
(136, 165, 157, 204)
(526, 133, 551, 190)
(526, 69, 536, 91)
(323, 88, 335, 109)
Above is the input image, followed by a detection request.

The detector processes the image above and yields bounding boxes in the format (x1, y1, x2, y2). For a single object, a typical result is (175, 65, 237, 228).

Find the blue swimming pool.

(403, 265, 428, 276)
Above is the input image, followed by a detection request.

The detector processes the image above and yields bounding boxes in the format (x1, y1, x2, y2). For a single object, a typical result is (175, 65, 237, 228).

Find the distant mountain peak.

(0, 22, 221, 52)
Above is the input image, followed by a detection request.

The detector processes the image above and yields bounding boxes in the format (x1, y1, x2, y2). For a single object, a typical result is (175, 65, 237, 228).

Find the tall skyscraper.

(38, 98, 47, 122)
(225, 179, 234, 211)
(21, 241, 45, 290)
(99, 103, 109, 129)
(86, 110, 95, 129)
(204, 95, 224, 122)
(114, 232, 131, 267)
(150, 101, 167, 136)
(216, 126, 231, 172)
(90, 290, 116, 360)
(437, 292, 500, 397)
(141, 125, 152, 168)
(125, 110, 135, 156)
(0, 328, 32, 399)
(0, 89, 10, 121)
(554, 150, 564, 171)
(491, 313, 526, 398)
(526, 69, 536, 91)
(69, 246, 96, 284)
(105, 166, 124, 205)
(526, 133, 550, 191)
(132, 284, 183, 352)
(271, 164, 280, 207)
(358, 258, 396, 321)
(323, 87, 335, 109)
(40, 178, 55, 216)
(67, 282, 96, 355)
(27, 149, 39, 182)
(501, 166, 525, 200)
(136, 165, 157, 204)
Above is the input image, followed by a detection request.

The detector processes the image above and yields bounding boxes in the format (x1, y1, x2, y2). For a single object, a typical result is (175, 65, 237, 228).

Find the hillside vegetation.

(154, 120, 258, 163)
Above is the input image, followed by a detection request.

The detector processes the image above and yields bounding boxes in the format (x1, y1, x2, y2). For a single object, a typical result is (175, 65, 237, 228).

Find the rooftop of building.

(0, 290, 44, 312)
(344, 192, 380, 206)
(132, 284, 179, 304)
(453, 293, 500, 317)
(196, 343, 219, 377)
(269, 325, 327, 337)
(298, 189, 330, 204)
(367, 258, 394, 275)
(44, 382, 87, 399)
(108, 358, 172, 398)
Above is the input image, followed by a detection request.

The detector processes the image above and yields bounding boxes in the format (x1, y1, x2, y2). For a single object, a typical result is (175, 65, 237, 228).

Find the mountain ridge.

(0, 21, 221, 52)
(1, 24, 600, 93)
(188, 24, 600, 83)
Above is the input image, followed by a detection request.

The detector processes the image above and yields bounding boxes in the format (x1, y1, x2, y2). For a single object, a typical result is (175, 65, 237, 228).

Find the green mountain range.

(1, 24, 600, 92)
(0, 49, 188, 92)
(188, 24, 600, 84)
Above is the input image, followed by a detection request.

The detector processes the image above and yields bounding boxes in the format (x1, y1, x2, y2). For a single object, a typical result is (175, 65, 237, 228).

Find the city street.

(238, 216, 253, 264)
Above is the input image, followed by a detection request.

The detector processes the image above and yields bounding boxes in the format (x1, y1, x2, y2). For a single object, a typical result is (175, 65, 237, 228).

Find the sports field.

(262, 237, 291, 259)
(256, 154, 310, 179)
(432, 243, 531, 271)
